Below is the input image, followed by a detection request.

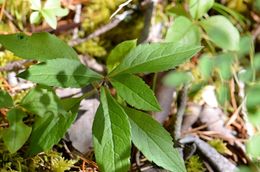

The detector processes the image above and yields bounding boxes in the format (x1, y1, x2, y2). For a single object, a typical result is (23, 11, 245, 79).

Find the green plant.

(0, 0, 252, 171)
(29, 0, 69, 29)
(0, 30, 201, 171)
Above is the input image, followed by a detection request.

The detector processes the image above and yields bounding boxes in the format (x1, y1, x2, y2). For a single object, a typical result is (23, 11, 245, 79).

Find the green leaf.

(41, 9, 57, 29)
(107, 40, 136, 72)
(165, 16, 200, 47)
(20, 85, 64, 117)
(163, 71, 193, 87)
(109, 42, 201, 76)
(30, 0, 41, 10)
(18, 58, 103, 88)
(111, 74, 160, 111)
(3, 108, 32, 153)
(254, 53, 260, 70)
(55, 8, 69, 17)
(238, 68, 253, 83)
(198, 54, 214, 80)
(60, 97, 83, 111)
(30, 11, 42, 24)
(189, 0, 214, 19)
(124, 107, 186, 172)
(201, 15, 240, 51)
(246, 134, 260, 158)
(215, 53, 234, 80)
(92, 87, 131, 172)
(166, 4, 189, 17)
(254, 0, 260, 12)
(246, 85, 260, 111)
(0, 90, 13, 108)
(0, 32, 78, 61)
(28, 111, 78, 155)
(238, 35, 253, 58)
(44, 0, 61, 9)
(217, 83, 230, 106)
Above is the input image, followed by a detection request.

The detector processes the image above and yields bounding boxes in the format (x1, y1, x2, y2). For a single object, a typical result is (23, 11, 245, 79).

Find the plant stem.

(173, 85, 188, 141)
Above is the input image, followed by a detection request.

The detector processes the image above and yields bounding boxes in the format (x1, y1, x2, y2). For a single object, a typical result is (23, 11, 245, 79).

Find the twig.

(72, 4, 82, 39)
(180, 135, 238, 172)
(110, 0, 133, 19)
(0, 60, 35, 72)
(173, 85, 188, 140)
(237, 70, 254, 136)
(138, 0, 157, 44)
(252, 24, 260, 41)
(69, 10, 133, 46)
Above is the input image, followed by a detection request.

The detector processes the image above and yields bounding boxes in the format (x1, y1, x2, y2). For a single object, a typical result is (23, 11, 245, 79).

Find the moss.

(185, 155, 206, 172)
(5, 0, 31, 29)
(208, 139, 229, 154)
(81, 0, 127, 33)
(75, 39, 107, 58)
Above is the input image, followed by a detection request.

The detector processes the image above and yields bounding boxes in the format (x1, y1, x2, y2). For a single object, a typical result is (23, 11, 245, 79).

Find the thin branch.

(69, 10, 133, 46)
(110, 0, 133, 19)
(0, 60, 35, 72)
(138, 0, 157, 44)
(180, 135, 238, 172)
(72, 4, 82, 39)
(173, 85, 188, 140)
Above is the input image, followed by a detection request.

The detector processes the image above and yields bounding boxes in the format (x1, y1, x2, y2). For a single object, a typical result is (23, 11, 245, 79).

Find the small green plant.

(0, 31, 200, 172)
(0, 0, 247, 171)
(29, 0, 69, 29)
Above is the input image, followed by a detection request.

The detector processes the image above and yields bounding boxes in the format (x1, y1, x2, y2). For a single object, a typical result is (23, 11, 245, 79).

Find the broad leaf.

(30, 11, 41, 24)
(238, 35, 253, 58)
(109, 42, 201, 76)
(60, 97, 83, 111)
(124, 107, 186, 172)
(107, 40, 136, 72)
(28, 110, 78, 155)
(163, 71, 193, 87)
(254, 53, 260, 70)
(30, 0, 41, 10)
(21, 85, 64, 117)
(215, 53, 234, 80)
(217, 83, 230, 106)
(246, 134, 260, 158)
(44, 0, 61, 9)
(41, 9, 57, 29)
(198, 54, 214, 80)
(201, 15, 240, 51)
(111, 74, 160, 111)
(0, 90, 13, 108)
(92, 87, 131, 172)
(18, 58, 103, 88)
(238, 68, 253, 83)
(246, 85, 260, 111)
(3, 108, 32, 153)
(165, 16, 200, 46)
(0, 32, 78, 61)
(189, 0, 214, 19)
(246, 85, 260, 125)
